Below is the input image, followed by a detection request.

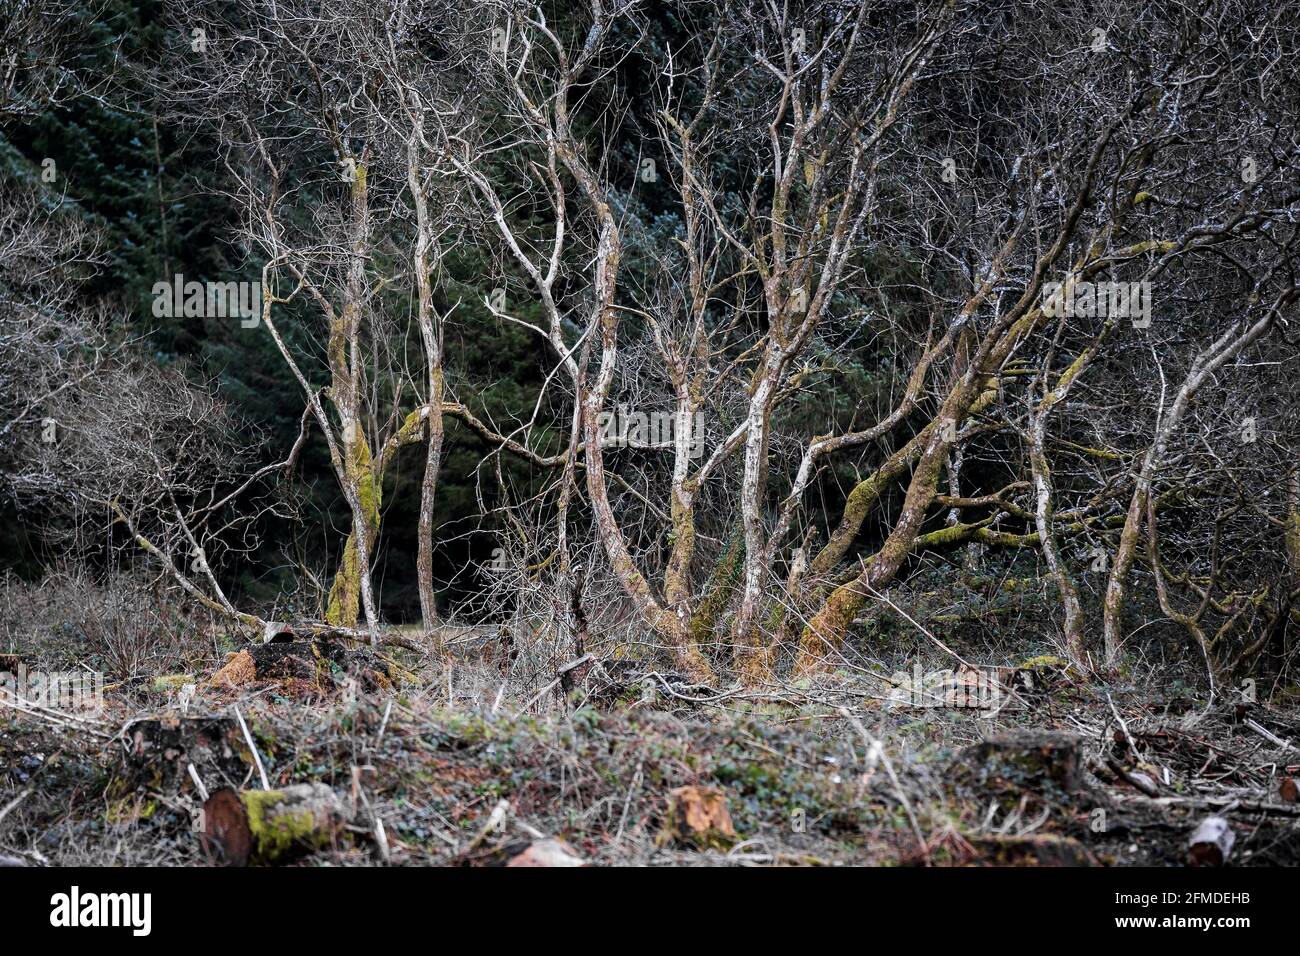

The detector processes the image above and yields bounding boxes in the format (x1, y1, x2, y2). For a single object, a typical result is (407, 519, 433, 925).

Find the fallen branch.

(1243, 718, 1299, 755)
(1187, 815, 1234, 866)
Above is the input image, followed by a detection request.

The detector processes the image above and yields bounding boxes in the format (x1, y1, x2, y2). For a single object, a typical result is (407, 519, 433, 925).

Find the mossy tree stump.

(209, 639, 396, 695)
(201, 784, 352, 866)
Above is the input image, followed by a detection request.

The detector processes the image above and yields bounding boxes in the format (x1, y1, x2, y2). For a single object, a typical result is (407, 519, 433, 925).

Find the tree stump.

(201, 784, 352, 866)
(117, 716, 247, 796)
(950, 730, 1086, 800)
(208, 640, 395, 694)
(1187, 816, 1234, 866)
(659, 785, 737, 849)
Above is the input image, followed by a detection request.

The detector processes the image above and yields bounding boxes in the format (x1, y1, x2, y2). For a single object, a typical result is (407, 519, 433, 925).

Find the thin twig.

(838, 706, 928, 862)
(233, 704, 270, 790)
(186, 763, 210, 803)
(614, 761, 644, 846)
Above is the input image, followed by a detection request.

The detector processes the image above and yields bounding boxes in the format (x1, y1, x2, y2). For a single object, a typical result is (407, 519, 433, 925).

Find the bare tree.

(437, 0, 1300, 686)
(159, 0, 492, 642)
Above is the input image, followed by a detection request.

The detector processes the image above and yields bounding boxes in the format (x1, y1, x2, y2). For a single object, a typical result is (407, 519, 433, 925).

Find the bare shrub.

(0, 567, 215, 682)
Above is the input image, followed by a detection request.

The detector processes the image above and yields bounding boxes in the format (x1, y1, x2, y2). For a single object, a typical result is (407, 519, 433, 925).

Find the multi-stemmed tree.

(448, 0, 1300, 685)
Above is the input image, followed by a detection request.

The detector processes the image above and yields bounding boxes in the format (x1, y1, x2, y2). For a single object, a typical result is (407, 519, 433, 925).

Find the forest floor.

(3, 631, 1300, 867)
